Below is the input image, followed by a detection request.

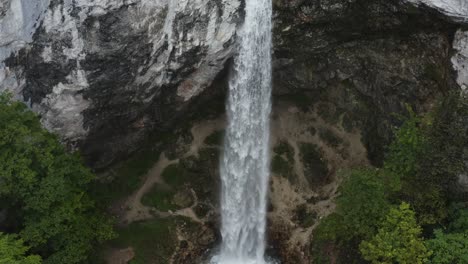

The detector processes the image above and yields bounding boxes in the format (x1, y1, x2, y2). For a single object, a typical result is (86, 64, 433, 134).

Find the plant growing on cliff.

(0, 92, 115, 264)
(385, 93, 468, 225)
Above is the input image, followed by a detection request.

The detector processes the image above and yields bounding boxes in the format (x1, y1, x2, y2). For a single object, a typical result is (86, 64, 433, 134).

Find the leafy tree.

(335, 168, 398, 241)
(447, 203, 468, 232)
(315, 168, 399, 242)
(425, 204, 468, 264)
(360, 203, 430, 264)
(0, 93, 114, 264)
(426, 230, 468, 264)
(0, 232, 41, 264)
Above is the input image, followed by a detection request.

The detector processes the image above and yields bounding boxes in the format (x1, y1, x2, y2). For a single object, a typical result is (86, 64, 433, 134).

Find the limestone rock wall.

(0, 0, 240, 167)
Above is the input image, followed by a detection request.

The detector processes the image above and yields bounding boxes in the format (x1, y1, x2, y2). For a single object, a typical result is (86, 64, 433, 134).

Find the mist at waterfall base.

(210, 0, 273, 263)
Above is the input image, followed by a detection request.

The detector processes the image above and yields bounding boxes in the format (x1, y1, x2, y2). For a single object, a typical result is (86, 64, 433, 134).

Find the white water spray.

(213, 0, 273, 263)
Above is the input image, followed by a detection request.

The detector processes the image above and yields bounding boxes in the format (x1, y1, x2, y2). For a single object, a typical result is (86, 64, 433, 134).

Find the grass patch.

(92, 148, 161, 206)
(204, 130, 225, 146)
(273, 140, 295, 162)
(272, 155, 295, 183)
(111, 218, 178, 264)
(162, 163, 190, 188)
(141, 184, 179, 212)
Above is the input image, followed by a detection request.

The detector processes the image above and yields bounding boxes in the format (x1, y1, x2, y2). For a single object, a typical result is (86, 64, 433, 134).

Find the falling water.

(213, 0, 273, 263)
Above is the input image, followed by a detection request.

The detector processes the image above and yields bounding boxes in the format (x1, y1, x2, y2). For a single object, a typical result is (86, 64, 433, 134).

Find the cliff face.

(0, 0, 466, 168)
(272, 0, 466, 165)
(0, 0, 241, 167)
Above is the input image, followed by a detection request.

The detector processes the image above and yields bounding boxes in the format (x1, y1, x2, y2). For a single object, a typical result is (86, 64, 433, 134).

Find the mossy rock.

(299, 142, 329, 188)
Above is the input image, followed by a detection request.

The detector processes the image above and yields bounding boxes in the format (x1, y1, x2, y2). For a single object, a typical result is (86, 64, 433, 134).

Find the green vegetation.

(0, 233, 41, 264)
(273, 140, 295, 162)
(142, 185, 179, 212)
(360, 203, 430, 264)
(271, 155, 295, 181)
(0, 93, 114, 264)
(111, 218, 178, 264)
(426, 230, 468, 264)
(162, 163, 190, 188)
(312, 92, 468, 263)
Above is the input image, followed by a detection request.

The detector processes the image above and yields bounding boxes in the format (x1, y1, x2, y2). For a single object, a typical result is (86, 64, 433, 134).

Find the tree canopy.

(0, 93, 114, 264)
(0, 233, 41, 264)
(360, 203, 430, 264)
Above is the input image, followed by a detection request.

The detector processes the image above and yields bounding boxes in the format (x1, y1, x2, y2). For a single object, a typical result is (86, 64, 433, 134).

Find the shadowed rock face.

(0, 0, 466, 168)
(272, 0, 465, 165)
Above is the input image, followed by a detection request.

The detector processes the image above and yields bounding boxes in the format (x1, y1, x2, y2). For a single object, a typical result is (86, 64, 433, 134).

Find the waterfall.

(214, 0, 273, 263)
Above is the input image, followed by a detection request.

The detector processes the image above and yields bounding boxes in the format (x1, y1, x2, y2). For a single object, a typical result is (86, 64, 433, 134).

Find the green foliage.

(273, 140, 294, 162)
(0, 93, 114, 264)
(271, 155, 295, 181)
(426, 203, 468, 263)
(141, 185, 179, 212)
(360, 203, 430, 264)
(93, 149, 159, 206)
(447, 203, 468, 232)
(384, 96, 468, 225)
(385, 107, 427, 177)
(0, 233, 41, 264)
(312, 92, 468, 263)
(111, 218, 178, 264)
(161, 163, 190, 188)
(335, 168, 397, 241)
(426, 230, 468, 264)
